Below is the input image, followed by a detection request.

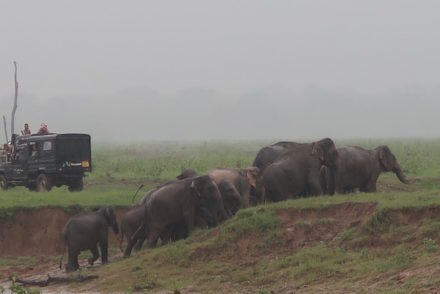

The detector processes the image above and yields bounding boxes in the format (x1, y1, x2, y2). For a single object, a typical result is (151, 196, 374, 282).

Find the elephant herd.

(60, 138, 416, 271)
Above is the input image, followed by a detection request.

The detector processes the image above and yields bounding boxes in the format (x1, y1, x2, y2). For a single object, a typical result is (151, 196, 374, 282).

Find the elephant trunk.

(320, 165, 336, 195)
(394, 165, 416, 184)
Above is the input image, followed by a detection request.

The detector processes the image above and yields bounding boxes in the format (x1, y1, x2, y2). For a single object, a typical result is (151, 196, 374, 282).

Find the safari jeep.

(0, 133, 91, 192)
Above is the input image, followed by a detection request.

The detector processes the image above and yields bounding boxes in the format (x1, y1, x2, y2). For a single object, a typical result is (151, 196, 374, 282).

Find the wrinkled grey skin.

(216, 181, 241, 217)
(252, 141, 306, 203)
(252, 141, 304, 171)
(123, 176, 227, 257)
(119, 203, 215, 252)
(119, 204, 145, 252)
(60, 206, 119, 272)
(260, 138, 339, 202)
(127, 171, 220, 251)
(323, 145, 416, 194)
(177, 168, 246, 217)
(208, 167, 260, 210)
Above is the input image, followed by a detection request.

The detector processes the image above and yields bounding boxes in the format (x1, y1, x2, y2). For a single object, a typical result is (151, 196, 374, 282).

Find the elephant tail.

(119, 230, 125, 252)
(131, 184, 144, 204)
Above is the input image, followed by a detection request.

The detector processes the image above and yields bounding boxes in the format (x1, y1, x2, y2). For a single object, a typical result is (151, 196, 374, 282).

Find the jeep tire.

(68, 178, 84, 192)
(36, 174, 52, 192)
(0, 175, 7, 191)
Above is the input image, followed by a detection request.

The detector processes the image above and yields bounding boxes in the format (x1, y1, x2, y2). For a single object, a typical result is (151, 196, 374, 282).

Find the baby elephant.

(60, 206, 119, 272)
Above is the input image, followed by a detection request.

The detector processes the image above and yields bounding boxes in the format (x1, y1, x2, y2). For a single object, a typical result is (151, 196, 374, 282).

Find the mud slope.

(0, 207, 129, 257)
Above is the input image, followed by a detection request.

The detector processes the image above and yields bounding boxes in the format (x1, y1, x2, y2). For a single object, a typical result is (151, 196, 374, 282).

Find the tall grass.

(90, 139, 440, 181)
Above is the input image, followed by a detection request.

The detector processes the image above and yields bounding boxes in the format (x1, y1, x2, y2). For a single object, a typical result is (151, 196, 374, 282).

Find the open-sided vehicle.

(0, 133, 91, 192)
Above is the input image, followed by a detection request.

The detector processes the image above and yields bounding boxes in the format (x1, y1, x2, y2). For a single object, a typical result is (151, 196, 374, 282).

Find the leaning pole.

(10, 61, 18, 141)
(2, 115, 8, 143)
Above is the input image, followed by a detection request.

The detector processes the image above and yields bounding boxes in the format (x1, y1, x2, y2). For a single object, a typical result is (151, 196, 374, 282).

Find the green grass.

(78, 194, 440, 293)
(1, 139, 439, 210)
(2, 139, 440, 292)
(0, 185, 148, 220)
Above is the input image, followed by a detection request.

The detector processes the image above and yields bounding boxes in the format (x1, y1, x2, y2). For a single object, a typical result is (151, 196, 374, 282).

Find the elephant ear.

(378, 145, 395, 171)
(311, 142, 325, 161)
(246, 167, 260, 189)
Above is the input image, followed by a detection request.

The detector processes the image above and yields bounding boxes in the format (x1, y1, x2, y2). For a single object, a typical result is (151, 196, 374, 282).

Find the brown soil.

(277, 202, 378, 251)
(4, 202, 440, 293)
(0, 207, 129, 257)
(189, 202, 378, 264)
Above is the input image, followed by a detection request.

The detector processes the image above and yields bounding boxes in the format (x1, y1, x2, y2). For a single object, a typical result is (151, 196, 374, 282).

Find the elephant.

(324, 145, 416, 193)
(216, 181, 241, 217)
(119, 203, 216, 252)
(208, 167, 260, 211)
(119, 204, 145, 252)
(59, 206, 119, 272)
(175, 168, 246, 217)
(137, 169, 197, 205)
(123, 175, 227, 257)
(253, 141, 304, 170)
(260, 138, 339, 202)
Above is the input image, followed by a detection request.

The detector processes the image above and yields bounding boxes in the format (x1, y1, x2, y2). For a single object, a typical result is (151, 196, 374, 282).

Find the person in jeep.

(37, 123, 49, 135)
(22, 123, 31, 136)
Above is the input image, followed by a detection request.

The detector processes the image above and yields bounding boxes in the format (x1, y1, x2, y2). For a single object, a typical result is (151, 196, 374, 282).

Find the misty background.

(0, 1, 439, 142)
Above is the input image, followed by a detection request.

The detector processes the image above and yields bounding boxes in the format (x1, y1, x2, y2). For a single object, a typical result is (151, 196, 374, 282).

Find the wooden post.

(11, 61, 18, 140)
(2, 115, 8, 143)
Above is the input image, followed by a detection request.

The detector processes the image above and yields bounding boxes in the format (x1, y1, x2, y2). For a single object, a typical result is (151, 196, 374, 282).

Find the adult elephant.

(119, 204, 145, 252)
(119, 204, 216, 252)
(261, 138, 338, 202)
(123, 175, 227, 257)
(329, 145, 416, 193)
(208, 167, 260, 211)
(253, 141, 304, 170)
(59, 206, 119, 272)
(176, 168, 248, 216)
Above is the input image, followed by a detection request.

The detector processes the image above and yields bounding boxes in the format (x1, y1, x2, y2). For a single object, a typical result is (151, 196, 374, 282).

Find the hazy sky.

(0, 1, 439, 141)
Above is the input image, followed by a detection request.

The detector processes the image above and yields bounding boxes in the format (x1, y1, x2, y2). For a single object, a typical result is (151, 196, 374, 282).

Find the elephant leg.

(146, 231, 159, 248)
(134, 237, 145, 251)
(159, 226, 172, 245)
(100, 241, 109, 264)
(361, 180, 377, 193)
(66, 247, 79, 272)
(123, 223, 146, 258)
(88, 245, 100, 265)
(183, 209, 196, 234)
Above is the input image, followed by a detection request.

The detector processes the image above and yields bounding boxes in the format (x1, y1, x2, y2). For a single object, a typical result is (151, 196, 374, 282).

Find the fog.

(0, 1, 439, 142)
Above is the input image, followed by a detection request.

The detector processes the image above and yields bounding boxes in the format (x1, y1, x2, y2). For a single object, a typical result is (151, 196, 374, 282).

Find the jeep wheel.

(0, 175, 8, 191)
(68, 178, 84, 192)
(36, 174, 52, 192)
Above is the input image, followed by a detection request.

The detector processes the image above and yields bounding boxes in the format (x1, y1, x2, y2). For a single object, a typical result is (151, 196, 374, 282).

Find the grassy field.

(1, 139, 440, 293)
(1, 138, 439, 211)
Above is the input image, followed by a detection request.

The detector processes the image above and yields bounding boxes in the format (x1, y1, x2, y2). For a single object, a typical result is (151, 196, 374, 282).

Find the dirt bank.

(0, 207, 129, 257)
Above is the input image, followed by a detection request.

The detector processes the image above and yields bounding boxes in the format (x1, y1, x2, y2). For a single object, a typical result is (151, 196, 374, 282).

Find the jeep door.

(8, 145, 28, 181)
